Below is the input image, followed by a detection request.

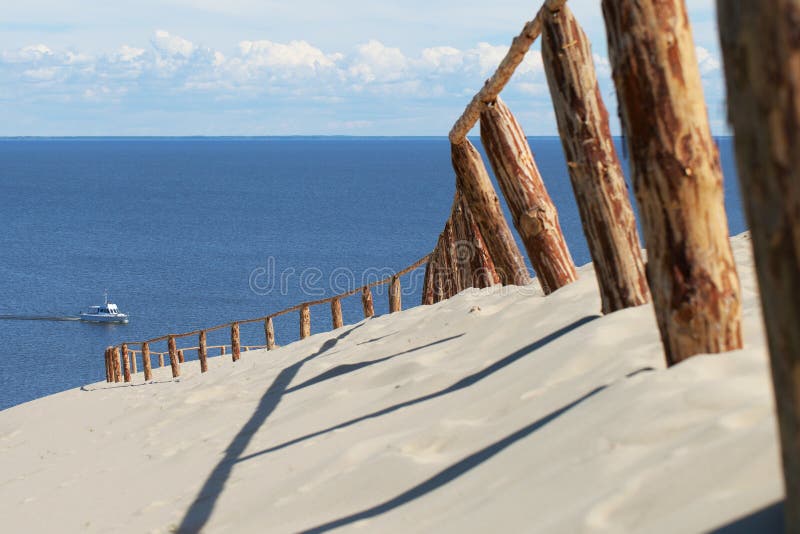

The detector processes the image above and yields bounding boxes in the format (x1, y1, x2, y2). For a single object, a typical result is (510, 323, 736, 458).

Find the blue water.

(0, 137, 746, 410)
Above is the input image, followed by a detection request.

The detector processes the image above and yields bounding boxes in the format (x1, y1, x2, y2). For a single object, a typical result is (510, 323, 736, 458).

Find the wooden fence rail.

(105, 254, 429, 384)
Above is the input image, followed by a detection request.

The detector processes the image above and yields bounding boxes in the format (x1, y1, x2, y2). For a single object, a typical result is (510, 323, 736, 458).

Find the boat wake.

(0, 314, 81, 322)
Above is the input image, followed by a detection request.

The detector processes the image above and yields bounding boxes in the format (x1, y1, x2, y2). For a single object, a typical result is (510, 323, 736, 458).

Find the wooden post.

(198, 331, 208, 373)
(717, 3, 800, 529)
(178, 349, 185, 364)
(300, 304, 311, 339)
(142, 342, 152, 382)
(422, 250, 439, 305)
(104, 347, 112, 382)
(131, 348, 138, 374)
(121, 343, 131, 383)
(450, 188, 500, 290)
(602, 0, 742, 364)
(265, 317, 276, 350)
(361, 287, 375, 318)
(231, 323, 241, 362)
(389, 275, 402, 313)
(451, 139, 531, 286)
(158, 352, 165, 368)
(541, 4, 649, 313)
(168, 335, 180, 378)
(112, 346, 122, 383)
(331, 298, 344, 329)
(220, 346, 226, 356)
(480, 97, 578, 294)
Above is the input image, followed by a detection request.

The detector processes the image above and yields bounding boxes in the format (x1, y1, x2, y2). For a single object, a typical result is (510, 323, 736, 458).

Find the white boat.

(80, 292, 129, 324)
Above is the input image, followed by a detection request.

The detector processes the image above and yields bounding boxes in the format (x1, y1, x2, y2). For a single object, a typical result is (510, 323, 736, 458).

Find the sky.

(0, 0, 726, 136)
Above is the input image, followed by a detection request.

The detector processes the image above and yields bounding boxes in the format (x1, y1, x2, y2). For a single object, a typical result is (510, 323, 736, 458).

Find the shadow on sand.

(709, 502, 784, 533)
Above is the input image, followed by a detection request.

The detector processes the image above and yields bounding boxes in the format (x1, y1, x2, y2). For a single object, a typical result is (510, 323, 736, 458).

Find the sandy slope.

(0, 234, 784, 533)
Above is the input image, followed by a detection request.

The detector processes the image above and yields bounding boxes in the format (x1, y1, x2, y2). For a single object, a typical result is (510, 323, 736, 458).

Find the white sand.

(0, 233, 784, 533)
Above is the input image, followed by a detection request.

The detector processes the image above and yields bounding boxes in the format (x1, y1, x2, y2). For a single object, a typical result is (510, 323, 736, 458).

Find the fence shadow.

(708, 502, 784, 533)
(237, 315, 599, 464)
(301, 385, 608, 533)
(176, 323, 363, 533)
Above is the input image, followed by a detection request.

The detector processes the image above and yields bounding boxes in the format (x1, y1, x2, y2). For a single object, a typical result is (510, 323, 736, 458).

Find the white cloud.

(238, 40, 340, 70)
(348, 40, 408, 83)
(151, 30, 195, 58)
(695, 46, 720, 76)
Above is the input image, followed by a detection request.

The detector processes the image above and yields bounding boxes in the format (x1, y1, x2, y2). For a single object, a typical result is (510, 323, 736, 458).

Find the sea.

(0, 137, 747, 410)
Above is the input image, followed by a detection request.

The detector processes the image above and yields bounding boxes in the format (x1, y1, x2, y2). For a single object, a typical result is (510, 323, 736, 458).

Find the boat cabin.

(87, 304, 120, 315)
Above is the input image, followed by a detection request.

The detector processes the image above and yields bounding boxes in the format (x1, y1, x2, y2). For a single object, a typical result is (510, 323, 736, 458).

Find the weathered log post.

(450, 188, 500, 289)
(602, 0, 742, 364)
(112, 346, 122, 383)
(198, 331, 208, 373)
(104, 347, 112, 382)
(331, 298, 344, 329)
(178, 349, 185, 364)
(422, 250, 438, 305)
(158, 352, 165, 368)
(541, 3, 649, 313)
(265, 317, 276, 350)
(480, 97, 577, 294)
(142, 342, 152, 382)
(451, 140, 531, 286)
(389, 275, 402, 313)
(361, 287, 375, 318)
(300, 304, 311, 339)
(717, 3, 800, 529)
(231, 323, 241, 362)
(131, 348, 138, 374)
(121, 343, 131, 383)
(168, 335, 180, 378)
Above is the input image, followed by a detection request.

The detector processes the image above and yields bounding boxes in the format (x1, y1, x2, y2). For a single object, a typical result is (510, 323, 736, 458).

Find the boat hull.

(79, 313, 129, 324)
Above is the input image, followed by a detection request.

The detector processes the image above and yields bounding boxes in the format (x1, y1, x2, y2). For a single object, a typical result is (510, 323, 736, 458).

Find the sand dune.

(0, 233, 784, 533)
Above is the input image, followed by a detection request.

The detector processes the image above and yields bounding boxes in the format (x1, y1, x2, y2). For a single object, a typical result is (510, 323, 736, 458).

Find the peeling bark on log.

(300, 304, 311, 339)
(451, 140, 531, 286)
(331, 298, 344, 329)
(231, 322, 241, 362)
(717, 2, 800, 529)
(361, 287, 375, 318)
(168, 335, 180, 378)
(389, 276, 402, 313)
(198, 332, 208, 373)
(121, 343, 131, 383)
(423, 188, 502, 305)
(542, 4, 649, 313)
(602, 0, 742, 365)
(480, 97, 577, 294)
(142, 342, 152, 381)
(265, 317, 276, 350)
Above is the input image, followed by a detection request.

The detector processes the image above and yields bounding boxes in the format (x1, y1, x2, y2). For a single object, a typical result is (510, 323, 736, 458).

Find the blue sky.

(0, 0, 725, 136)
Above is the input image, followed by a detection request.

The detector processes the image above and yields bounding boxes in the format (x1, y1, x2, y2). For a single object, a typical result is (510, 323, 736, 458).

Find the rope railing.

(104, 254, 430, 384)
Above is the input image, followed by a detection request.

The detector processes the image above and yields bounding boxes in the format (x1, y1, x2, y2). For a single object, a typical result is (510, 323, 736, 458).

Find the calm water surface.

(0, 137, 746, 410)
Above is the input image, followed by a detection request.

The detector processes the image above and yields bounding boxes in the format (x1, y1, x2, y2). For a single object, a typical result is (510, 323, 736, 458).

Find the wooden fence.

(104, 255, 429, 384)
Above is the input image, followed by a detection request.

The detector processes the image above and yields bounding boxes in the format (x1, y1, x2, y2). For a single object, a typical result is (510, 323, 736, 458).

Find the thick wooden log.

(158, 352, 165, 368)
(331, 298, 344, 329)
(178, 349, 185, 364)
(121, 343, 131, 383)
(717, 2, 800, 529)
(602, 0, 742, 364)
(130, 346, 138, 375)
(451, 140, 531, 286)
(450, 188, 500, 290)
(265, 317, 276, 349)
(231, 323, 241, 362)
(425, 219, 458, 303)
(541, 4, 649, 313)
(112, 346, 121, 383)
(389, 275, 402, 313)
(168, 335, 180, 378)
(361, 287, 375, 318)
(300, 304, 311, 339)
(220, 346, 226, 356)
(142, 342, 152, 381)
(480, 97, 577, 294)
(198, 331, 208, 373)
